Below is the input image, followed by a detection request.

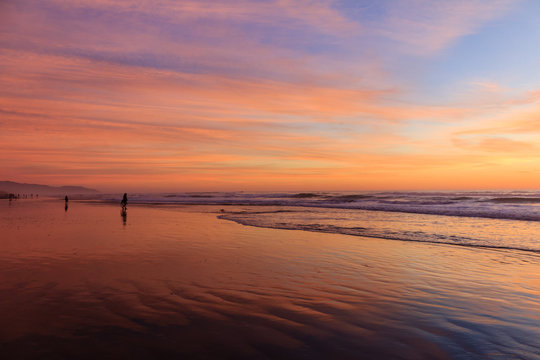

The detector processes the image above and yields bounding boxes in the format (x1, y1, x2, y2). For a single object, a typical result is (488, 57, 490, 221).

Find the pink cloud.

(0, 0, 532, 190)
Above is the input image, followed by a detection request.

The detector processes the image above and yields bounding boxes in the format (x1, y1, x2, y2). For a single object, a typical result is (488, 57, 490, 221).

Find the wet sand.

(1, 200, 539, 359)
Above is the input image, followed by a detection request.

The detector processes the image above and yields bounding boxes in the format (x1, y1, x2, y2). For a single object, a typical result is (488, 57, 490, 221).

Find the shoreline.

(218, 211, 540, 257)
(8, 198, 540, 256)
(82, 199, 540, 256)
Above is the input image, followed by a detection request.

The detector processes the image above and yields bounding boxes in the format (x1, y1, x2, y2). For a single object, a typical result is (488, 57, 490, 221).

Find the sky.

(2, 0, 540, 192)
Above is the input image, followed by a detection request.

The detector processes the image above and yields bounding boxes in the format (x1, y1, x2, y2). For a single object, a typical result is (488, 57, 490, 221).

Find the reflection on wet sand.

(0, 200, 539, 359)
(121, 208, 127, 226)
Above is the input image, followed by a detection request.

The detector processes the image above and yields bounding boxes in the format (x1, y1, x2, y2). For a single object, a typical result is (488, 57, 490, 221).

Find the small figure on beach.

(121, 193, 128, 210)
(120, 193, 128, 226)
(65, 195, 69, 203)
(65, 195, 69, 212)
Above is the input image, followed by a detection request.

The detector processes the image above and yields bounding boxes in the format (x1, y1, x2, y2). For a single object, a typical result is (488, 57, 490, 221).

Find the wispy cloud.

(372, 0, 517, 55)
(1, 0, 532, 190)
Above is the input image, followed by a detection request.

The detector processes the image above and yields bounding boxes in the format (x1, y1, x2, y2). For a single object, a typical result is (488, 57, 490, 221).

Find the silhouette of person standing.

(120, 193, 128, 226)
(121, 193, 128, 210)
(65, 195, 69, 212)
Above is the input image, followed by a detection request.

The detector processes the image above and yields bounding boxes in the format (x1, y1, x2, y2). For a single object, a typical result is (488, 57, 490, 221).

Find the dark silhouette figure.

(120, 193, 128, 225)
(65, 195, 69, 212)
(121, 193, 128, 210)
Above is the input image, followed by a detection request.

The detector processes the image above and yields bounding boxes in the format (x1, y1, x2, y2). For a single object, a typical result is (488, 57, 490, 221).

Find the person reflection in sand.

(121, 208, 127, 226)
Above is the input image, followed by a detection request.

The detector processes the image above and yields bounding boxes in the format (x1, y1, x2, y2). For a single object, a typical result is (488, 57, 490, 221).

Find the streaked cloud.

(1, 0, 536, 191)
(371, 0, 516, 55)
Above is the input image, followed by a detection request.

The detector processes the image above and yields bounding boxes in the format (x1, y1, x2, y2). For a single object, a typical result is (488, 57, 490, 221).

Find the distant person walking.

(120, 193, 128, 225)
(65, 195, 69, 212)
(121, 193, 128, 210)
(65, 195, 69, 203)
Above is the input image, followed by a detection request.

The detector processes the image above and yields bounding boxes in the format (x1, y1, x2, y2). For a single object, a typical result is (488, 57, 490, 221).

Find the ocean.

(97, 190, 540, 253)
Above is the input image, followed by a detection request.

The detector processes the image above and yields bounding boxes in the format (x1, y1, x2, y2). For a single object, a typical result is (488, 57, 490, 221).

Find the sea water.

(98, 191, 540, 253)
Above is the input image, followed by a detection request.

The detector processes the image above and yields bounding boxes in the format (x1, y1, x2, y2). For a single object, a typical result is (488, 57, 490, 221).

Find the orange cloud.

(0, 0, 533, 191)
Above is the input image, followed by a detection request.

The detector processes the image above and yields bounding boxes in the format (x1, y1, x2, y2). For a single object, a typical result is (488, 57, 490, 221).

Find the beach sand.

(1, 200, 539, 359)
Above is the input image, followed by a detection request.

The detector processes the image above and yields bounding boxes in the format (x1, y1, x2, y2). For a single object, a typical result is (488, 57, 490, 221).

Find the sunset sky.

(2, 0, 540, 192)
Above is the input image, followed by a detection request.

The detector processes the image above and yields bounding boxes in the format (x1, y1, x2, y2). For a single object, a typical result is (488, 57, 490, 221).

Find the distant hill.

(0, 181, 99, 196)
